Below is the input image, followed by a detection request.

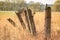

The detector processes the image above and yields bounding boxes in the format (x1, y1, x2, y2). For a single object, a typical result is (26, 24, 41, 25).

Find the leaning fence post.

(15, 10, 26, 29)
(27, 8, 37, 36)
(7, 18, 16, 27)
(24, 9, 31, 33)
(45, 4, 51, 40)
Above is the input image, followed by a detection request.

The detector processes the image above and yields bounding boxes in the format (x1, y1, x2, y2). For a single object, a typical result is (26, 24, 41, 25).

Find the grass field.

(0, 11, 60, 40)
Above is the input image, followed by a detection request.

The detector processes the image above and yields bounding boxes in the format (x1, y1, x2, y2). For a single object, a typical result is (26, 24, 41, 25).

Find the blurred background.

(0, 0, 59, 12)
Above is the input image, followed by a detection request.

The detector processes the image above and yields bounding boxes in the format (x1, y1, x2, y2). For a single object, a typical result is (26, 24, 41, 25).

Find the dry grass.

(0, 11, 60, 40)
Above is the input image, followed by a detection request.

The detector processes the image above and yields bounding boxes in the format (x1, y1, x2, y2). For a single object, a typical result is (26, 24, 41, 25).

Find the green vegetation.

(0, 0, 60, 12)
(0, 2, 25, 11)
(52, 0, 60, 11)
(0, 1, 42, 12)
(28, 1, 41, 12)
(0, 11, 15, 16)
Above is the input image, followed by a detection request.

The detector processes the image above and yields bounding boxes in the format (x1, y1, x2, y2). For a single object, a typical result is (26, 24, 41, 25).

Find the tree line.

(0, 1, 44, 12)
(0, 0, 60, 12)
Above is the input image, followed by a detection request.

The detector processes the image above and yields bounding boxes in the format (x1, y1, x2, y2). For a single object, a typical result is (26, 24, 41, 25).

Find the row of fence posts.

(16, 7, 36, 36)
(7, 4, 51, 40)
(15, 4, 51, 39)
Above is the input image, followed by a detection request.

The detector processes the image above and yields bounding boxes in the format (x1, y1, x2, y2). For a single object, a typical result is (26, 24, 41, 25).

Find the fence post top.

(46, 4, 48, 8)
(45, 4, 51, 10)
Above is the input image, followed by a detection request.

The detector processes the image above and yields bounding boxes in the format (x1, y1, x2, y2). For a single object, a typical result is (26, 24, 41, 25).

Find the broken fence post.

(7, 18, 16, 27)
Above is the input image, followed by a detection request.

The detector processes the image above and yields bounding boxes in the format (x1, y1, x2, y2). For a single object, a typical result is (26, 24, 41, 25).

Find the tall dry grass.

(0, 12, 60, 40)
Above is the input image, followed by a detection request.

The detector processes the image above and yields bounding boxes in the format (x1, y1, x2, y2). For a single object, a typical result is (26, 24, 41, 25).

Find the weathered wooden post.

(16, 10, 26, 29)
(24, 10, 31, 33)
(27, 7, 36, 35)
(45, 4, 51, 40)
(7, 18, 16, 27)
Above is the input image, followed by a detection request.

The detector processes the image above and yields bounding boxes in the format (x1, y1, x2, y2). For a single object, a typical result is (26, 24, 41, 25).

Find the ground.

(0, 11, 60, 40)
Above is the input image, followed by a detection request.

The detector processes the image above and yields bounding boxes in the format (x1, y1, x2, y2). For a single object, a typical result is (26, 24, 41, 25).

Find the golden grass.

(0, 11, 60, 40)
